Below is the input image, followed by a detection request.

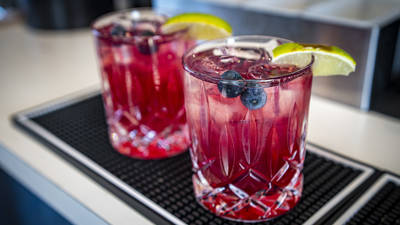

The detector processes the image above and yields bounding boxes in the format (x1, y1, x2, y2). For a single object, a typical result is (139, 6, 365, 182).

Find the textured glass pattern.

(185, 71, 312, 221)
(93, 10, 193, 159)
(183, 36, 313, 222)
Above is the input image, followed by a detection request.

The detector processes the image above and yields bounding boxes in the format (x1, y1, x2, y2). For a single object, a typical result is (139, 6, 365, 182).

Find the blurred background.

(0, 0, 399, 224)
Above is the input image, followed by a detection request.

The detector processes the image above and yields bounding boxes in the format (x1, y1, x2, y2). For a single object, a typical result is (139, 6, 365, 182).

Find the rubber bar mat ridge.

(14, 94, 375, 225)
(333, 174, 400, 225)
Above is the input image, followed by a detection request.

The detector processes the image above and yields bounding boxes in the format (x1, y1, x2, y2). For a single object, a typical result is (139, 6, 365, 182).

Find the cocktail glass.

(183, 36, 313, 222)
(92, 9, 194, 159)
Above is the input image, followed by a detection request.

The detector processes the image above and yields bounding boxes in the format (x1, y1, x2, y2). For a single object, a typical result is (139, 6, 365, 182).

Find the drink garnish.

(161, 13, 232, 40)
(240, 83, 267, 110)
(217, 69, 268, 110)
(110, 25, 126, 37)
(217, 70, 244, 98)
(272, 43, 356, 76)
(140, 30, 155, 36)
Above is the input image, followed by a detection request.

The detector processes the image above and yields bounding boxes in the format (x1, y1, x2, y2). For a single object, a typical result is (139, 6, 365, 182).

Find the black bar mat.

(13, 93, 377, 225)
(333, 174, 400, 225)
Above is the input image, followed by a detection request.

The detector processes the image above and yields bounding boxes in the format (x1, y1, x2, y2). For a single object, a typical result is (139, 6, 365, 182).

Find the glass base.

(108, 123, 189, 159)
(192, 172, 303, 222)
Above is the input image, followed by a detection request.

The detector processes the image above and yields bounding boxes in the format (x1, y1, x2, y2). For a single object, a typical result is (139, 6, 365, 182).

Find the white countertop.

(1, 21, 400, 225)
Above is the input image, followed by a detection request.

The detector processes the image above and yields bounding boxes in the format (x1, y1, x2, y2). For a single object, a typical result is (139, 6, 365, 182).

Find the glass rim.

(91, 7, 187, 42)
(182, 35, 314, 86)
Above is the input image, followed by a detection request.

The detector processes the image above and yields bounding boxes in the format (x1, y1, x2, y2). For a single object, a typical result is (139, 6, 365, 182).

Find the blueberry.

(221, 70, 243, 80)
(217, 70, 245, 98)
(137, 31, 158, 55)
(110, 25, 126, 37)
(140, 30, 155, 36)
(137, 41, 158, 55)
(240, 83, 267, 110)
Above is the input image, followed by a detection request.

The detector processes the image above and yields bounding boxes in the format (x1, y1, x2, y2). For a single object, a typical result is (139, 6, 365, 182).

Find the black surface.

(370, 20, 400, 119)
(17, 0, 115, 29)
(15, 95, 367, 225)
(345, 181, 400, 225)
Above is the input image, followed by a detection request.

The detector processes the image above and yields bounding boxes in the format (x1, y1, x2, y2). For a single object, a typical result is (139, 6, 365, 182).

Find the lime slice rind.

(164, 13, 232, 33)
(272, 43, 356, 76)
(161, 13, 232, 40)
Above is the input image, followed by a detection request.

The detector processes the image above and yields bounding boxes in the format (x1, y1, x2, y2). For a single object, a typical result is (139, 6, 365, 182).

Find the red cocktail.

(183, 36, 313, 222)
(93, 9, 193, 159)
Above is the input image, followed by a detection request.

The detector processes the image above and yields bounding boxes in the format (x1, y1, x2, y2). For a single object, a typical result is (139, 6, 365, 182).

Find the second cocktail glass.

(93, 9, 194, 159)
(183, 36, 313, 222)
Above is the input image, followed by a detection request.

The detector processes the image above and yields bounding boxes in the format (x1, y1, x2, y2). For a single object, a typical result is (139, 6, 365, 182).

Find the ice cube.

(263, 39, 280, 57)
(132, 21, 158, 34)
(247, 63, 299, 79)
(213, 47, 265, 60)
(191, 55, 234, 77)
(212, 47, 227, 56)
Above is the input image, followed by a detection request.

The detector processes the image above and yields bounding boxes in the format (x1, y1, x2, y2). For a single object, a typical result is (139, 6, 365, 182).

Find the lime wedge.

(161, 13, 232, 40)
(272, 43, 356, 76)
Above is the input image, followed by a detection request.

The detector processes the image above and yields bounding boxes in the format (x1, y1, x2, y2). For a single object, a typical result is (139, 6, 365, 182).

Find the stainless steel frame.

(333, 174, 400, 225)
